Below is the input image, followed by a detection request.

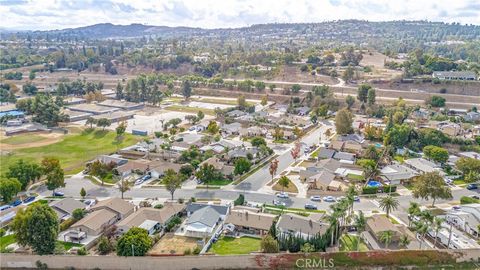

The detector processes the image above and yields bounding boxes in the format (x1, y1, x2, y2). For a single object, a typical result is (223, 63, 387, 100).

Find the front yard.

(272, 178, 299, 193)
(210, 236, 261, 255)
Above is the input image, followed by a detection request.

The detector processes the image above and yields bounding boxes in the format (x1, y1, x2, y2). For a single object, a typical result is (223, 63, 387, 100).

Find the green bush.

(362, 186, 378, 194)
(60, 218, 76, 231)
(154, 204, 164, 209)
(460, 196, 479, 205)
(184, 248, 192, 255)
(0, 228, 5, 237)
(193, 246, 201, 255)
(383, 185, 397, 193)
(77, 247, 87, 256)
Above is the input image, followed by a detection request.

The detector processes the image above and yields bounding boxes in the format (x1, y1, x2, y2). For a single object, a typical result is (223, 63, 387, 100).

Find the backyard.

(339, 234, 369, 252)
(0, 129, 140, 175)
(149, 234, 199, 255)
(210, 236, 261, 255)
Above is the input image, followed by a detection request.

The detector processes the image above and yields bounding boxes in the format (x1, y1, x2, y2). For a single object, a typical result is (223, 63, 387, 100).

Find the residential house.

(464, 112, 480, 122)
(240, 126, 267, 138)
(316, 147, 336, 159)
(226, 110, 247, 118)
(307, 170, 344, 191)
(444, 204, 480, 237)
(437, 122, 463, 137)
(70, 209, 118, 236)
(115, 160, 151, 177)
(404, 158, 443, 175)
(182, 204, 230, 238)
(148, 160, 184, 178)
(222, 122, 242, 136)
(49, 198, 87, 221)
(277, 213, 328, 239)
(333, 151, 356, 164)
(117, 203, 185, 235)
(329, 140, 345, 151)
(225, 209, 276, 236)
(88, 154, 128, 167)
(365, 215, 402, 247)
(198, 157, 234, 177)
(90, 198, 135, 220)
(299, 158, 343, 180)
(380, 163, 418, 185)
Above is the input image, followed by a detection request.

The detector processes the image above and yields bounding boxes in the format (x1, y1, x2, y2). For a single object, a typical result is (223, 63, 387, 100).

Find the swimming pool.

(367, 180, 382, 188)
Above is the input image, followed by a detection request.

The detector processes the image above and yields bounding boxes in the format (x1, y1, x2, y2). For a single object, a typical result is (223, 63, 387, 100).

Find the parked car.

(310, 196, 322, 202)
(276, 192, 289, 199)
(0, 205, 12, 211)
(135, 179, 144, 185)
(22, 196, 36, 204)
(84, 199, 96, 208)
(353, 196, 360, 202)
(323, 196, 336, 202)
(273, 200, 286, 207)
(10, 199, 22, 207)
(141, 175, 151, 181)
(466, 184, 478, 190)
(304, 203, 318, 210)
(470, 195, 480, 200)
(53, 191, 64, 197)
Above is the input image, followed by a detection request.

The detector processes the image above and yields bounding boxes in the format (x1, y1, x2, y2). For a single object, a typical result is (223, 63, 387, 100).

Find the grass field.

(0, 234, 16, 251)
(0, 129, 140, 175)
(339, 235, 369, 252)
(192, 97, 254, 106)
(165, 105, 214, 115)
(210, 236, 261, 255)
(1, 134, 47, 145)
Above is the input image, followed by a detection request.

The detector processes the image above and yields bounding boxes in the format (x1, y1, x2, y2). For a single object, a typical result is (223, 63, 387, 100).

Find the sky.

(1, 0, 480, 31)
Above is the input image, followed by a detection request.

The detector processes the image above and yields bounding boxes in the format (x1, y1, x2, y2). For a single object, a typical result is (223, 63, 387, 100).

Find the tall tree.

(163, 169, 183, 200)
(412, 172, 452, 207)
(6, 159, 43, 189)
(367, 88, 376, 106)
(269, 159, 279, 182)
(335, 108, 354, 135)
(117, 176, 131, 199)
(357, 84, 371, 103)
(11, 204, 59, 255)
(345, 95, 355, 109)
(234, 157, 252, 175)
(96, 118, 111, 130)
(0, 178, 22, 203)
(290, 142, 301, 161)
(182, 80, 192, 100)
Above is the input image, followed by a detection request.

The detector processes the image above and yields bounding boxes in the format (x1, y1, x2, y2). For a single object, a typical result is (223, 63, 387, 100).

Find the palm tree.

(416, 221, 429, 249)
(399, 235, 411, 249)
(379, 196, 399, 218)
(346, 186, 357, 217)
(117, 177, 131, 199)
(432, 217, 444, 249)
(407, 202, 421, 227)
(354, 211, 366, 251)
(379, 230, 394, 249)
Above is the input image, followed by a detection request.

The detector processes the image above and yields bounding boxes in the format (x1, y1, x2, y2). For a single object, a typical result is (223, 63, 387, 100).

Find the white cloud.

(1, 0, 479, 30)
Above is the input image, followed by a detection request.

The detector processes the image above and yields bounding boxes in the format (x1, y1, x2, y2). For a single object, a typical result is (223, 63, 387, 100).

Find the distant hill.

(4, 20, 480, 42)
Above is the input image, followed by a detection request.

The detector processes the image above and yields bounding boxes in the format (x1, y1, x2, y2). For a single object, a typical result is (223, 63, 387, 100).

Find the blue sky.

(1, 0, 479, 30)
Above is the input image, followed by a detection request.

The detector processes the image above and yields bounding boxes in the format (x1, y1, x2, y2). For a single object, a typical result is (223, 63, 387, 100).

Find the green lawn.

(0, 234, 16, 251)
(210, 236, 261, 255)
(57, 241, 83, 250)
(347, 174, 364, 181)
(0, 129, 140, 175)
(310, 148, 320, 158)
(339, 235, 368, 252)
(1, 134, 47, 145)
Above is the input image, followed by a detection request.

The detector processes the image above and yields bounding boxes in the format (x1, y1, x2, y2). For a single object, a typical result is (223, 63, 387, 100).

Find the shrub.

(0, 228, 5, 237)
(362, 186, 378, 194)
(60, 218, 76, 231)
(192, 246, 201, 255)
(184, 248, 192, 255)
(178, 198, 184, 204)
(460, 196, 479, 205)
(77, 247, 87, 256)
(383, 185, 397, 193)
(72, 208, 86, 220)
(97, 236, 113, 255)
(154, 204, 164, 209)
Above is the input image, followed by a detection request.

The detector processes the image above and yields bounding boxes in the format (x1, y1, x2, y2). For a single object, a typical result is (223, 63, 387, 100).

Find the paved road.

(234, 121, 332, 191)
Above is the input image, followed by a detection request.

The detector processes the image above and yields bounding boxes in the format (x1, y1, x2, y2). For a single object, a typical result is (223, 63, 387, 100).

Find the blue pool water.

(374, 143, 382, 148)
(0, 110, 24, 118)
(367, 180, 382, 188)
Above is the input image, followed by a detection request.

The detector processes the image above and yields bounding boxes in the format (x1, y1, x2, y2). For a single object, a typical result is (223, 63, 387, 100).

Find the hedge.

(362, 186, 378, 194)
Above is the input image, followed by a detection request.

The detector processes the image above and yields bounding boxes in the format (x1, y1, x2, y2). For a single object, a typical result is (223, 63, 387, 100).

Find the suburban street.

(234, 120, 333, 191)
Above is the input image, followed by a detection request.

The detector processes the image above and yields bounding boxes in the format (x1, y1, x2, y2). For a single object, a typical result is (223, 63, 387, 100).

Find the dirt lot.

(360, 51, 404, 68)
(149, 234, 200, 255)
(0, 132, 64, 150)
